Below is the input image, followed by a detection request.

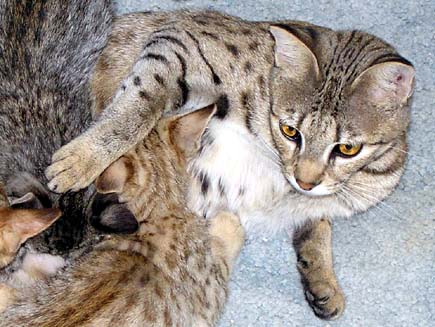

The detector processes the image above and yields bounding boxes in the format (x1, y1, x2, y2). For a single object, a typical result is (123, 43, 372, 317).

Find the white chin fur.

(188, 119, 356, 235)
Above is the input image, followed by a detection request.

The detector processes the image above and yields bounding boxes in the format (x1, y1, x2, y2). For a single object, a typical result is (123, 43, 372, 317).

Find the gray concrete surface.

(114, 1, 435, 326)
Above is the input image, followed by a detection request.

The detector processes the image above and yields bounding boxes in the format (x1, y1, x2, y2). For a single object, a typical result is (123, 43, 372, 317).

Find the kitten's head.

(268, 25, 414, 217)
(94, 105, 216, 217)
(0, 187, 61, 268)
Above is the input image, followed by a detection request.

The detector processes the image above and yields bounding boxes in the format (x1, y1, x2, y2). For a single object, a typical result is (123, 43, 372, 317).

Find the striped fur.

(0, 109, 244, 326)
(45, 10, 414, 320)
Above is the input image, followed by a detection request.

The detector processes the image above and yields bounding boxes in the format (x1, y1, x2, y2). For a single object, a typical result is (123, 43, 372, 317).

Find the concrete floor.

(115, 1, 435, 326)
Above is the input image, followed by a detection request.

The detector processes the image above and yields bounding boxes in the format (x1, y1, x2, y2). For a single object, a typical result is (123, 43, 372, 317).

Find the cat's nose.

(295, 179, 318, 191)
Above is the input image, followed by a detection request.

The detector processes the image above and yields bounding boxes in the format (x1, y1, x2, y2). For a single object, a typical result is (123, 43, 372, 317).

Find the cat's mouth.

(286, 175, 333, 198)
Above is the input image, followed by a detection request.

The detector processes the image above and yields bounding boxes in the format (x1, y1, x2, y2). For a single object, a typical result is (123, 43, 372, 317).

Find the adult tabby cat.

(1, 105, 244, 327)
(46, 10, 415, 319)
(0, 0, 137, 302)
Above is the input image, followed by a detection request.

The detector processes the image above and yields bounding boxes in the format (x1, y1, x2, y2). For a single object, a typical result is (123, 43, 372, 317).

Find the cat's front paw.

(304, 280, 345, 320)
(46, 136, 105, 193)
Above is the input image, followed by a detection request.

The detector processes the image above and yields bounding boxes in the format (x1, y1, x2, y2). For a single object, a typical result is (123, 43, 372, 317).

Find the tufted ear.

(95, 158, 130, 194)
(351, 61, 415, 104)
(270, 25, 320, 80)
(168, 104, 216, 158)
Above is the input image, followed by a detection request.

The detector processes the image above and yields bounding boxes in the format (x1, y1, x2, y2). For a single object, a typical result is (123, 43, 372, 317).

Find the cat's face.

(268, 27, 414, 214)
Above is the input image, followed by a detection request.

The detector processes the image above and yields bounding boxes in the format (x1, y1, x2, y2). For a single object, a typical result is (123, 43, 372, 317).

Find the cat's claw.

(304, 281, 345, 320)
(46, 137, 104, 193)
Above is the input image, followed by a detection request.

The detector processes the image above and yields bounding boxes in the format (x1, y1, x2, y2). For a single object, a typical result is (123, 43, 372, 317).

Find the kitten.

(0, 184, 63, 312)
(1, 105, 245, 327)
(46, 10, 414, 319)
(0, 0, 137, 308)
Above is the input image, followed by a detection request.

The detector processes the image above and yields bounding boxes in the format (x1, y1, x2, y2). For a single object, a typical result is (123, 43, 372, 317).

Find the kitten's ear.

(269, 25, 320, 80)
(1, 208, 62, 243)
(95, 158, 129, 194)
(351, 61, 415, 104)
(10, 192, 44, 210)
(169, 104, 217, 157)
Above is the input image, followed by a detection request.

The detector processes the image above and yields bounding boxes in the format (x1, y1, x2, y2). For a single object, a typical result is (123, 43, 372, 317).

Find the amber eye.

(280, 124, 300, 141)
(336, 144, 362, 157)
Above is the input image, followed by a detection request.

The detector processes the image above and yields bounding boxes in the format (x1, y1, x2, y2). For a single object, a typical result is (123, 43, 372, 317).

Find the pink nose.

(296, 179, 317, 191)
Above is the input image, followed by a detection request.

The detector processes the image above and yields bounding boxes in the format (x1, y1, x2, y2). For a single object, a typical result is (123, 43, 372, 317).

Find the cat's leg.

(208, 212, 245, 274)
(46, 29, 221, 193)
(292, 218, 345, 320)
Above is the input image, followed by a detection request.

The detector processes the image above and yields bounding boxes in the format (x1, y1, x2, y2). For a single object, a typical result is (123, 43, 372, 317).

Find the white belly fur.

(188, 119, 352, 235)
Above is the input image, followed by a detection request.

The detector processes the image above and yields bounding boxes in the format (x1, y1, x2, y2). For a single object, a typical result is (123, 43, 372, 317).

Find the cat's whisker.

(387, 145, 423, 160)
(339, 187, 370, 212)
(350, 183, 401, 215)
(343, 186, 401, 221)
(256, 135, 280, 159)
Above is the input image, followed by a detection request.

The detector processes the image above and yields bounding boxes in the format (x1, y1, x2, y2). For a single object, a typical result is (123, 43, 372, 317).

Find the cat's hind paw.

(46, 137, 105, 193)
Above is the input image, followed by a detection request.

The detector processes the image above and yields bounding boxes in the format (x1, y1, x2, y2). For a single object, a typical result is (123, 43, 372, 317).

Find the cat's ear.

(95, 158, 129, 194)
(269, 25, 320, 80)
(169, 104, 217, 157)
(351, 61, 415, 104)
(0, 208, 62, 243)
(10, 192, 44, 210)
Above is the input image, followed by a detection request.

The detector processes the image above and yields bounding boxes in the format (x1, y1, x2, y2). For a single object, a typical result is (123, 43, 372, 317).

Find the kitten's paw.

(304, 281, 345, 320)
(209, 212, 245, 260)
(46, 137, 104, 193)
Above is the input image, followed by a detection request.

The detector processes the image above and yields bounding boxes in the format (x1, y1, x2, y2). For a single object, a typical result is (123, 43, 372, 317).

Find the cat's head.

(94, 105, 216, 217)
(0, 187, 61, 268)
(267, 25, 414, 216)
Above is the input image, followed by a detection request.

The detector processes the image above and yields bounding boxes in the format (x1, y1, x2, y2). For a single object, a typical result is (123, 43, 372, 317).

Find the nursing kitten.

(0, 184, 62, 312)
(1, 105, 244, 327)
(46, 11, 414, 319)
(0, 0, 138, 307)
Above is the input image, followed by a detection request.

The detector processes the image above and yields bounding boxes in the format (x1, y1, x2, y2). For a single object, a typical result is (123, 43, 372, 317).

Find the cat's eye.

(334, 144, 362, 157)
(280, 124, 300, 141)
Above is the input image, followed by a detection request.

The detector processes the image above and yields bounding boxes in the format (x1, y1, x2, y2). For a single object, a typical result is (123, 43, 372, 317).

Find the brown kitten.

(1, 105, 244, 327)
(0, 185, 62, 312)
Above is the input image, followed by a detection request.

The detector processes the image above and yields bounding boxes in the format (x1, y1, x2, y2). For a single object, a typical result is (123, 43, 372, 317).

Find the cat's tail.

(0, 0, 113, 92)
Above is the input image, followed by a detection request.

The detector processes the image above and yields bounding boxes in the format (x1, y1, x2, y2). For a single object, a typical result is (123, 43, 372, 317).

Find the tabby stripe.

(185, 30, 222, 85)
(344, 36, 375, 76)
(199, 171, 210, 195)
(150, 35, 189, 53)
(337, 31, 357, 63)
(242, 92, 256, 134)
(215, 94, 229, 119)
(371, 53, 413, 67)
(174, 52, 189, 106)
(142, 53, 169, 64)
(334, 123, 342, 143)
(174, 52, 187, 78)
